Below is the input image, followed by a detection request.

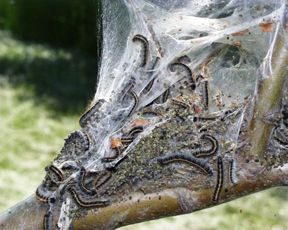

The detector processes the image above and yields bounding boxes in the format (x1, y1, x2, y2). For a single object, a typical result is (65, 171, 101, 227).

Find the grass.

(0, 30, 95, 210)
(0, 30, 288, 229)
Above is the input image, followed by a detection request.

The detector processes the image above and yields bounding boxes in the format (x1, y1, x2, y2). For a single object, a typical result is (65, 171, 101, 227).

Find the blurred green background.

(0, 1, 288, 229)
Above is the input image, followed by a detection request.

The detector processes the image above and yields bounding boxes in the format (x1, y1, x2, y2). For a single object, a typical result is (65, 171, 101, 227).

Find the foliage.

(0, 0, 101, 55)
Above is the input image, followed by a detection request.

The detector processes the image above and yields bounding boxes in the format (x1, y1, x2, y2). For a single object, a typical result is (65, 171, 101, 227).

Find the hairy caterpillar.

(79, 99, 105, 128)
(132, 34, 149, 67)
(69, 187, 110, 208)
(193, 134, 218, 158)
(213, 156, 224, 202)
(158, 153, 213, 176)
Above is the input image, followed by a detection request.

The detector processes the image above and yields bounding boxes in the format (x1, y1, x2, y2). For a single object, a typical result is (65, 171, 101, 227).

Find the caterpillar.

(202, 81, 209, 111)
(35, 184, 50, 203)
(79, 99, 105, 128)
(101, 147, 122, 163)
(61, 130, 90, 156)
(43, 210, 53, 230)
(158, 153, 213, 176)
(79, 167, 96, 195)
(48, 165, 64, 182)
(145, 78, 156, 93)
(228, 158, 238, 185)
(171, 98, 190, 109)
(59, 181, 74, 197)
(60, 161, 79, 171)
(169, 63, 195, 90)
(162, 88, 170, 103)
(128, 89, 139, 117)
(177, 55, 191, 64)
(132, 34, 149, 68)
(195, 74, 204, 86)
(213, 156, 224, 202)
(105, 155, 128, 171)
(120, 137, 134, 144)
(120, 81, 135, 101)
(69, 187, 110, 208)
(128, 126, 144, 137)
(148, 87, 170, 106)
(273, 127, 288, 146)
(193, 116, 217, 122)
(92, 171, 112, 189)
(193, 134, 218, 158)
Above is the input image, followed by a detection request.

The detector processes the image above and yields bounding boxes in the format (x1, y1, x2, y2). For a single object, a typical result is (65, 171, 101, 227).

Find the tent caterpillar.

(79, 99, 105, 128)
(171, 98, 190, 109)
(69, 187, 110, 208)
(162, 88, 170, 103)
(35, 185, 50, 203)
(49, 165, 64, 182)
(92, 171, 112, 189)
(43, 210, 53, 230)
(213, 156, 224, 202)
(79, 167, 96, 195)
(132, 34, 149, 67)
(193, 134, 218, 158)
(169, 63, 195, 90)
(228, 158, 238, 185)
(128, 89, 139, 117)
(158, 153, 213, 176)
(128, 126, 144, 137)
(202, 81, 209, 111)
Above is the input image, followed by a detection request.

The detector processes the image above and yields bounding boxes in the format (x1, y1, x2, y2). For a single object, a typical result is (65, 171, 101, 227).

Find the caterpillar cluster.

(35, 33, 242, 229)
(36, 128, 114, 229)
(36, 162, 112, 229)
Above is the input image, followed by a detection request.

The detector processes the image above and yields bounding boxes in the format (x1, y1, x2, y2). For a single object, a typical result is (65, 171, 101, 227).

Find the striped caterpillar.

(158, 153, 213, 176)
(46, 165, 64, 183)
(171, 98, 190, 109)
(193, 134, 218, 158)
(202, 81, 209, 111)
(132, 34, 149, 68)
(43, 209, 53, 230)
(78, 167, 97, 195)
(61, 130, 90, 156)
(69, 187, 110, 208)
(213, 156, 224, 202)
(127, 89, 139, 117)
(128, 126, 144, 137)
(36, 184, 52, 203)
(79, 99, 105, 128)
(169, 63, 195, 90)
(120, 137, 134, 144)
(161, 88, 170, 103)
(92, 171, 112, 189)
(228, 158, 238, 185)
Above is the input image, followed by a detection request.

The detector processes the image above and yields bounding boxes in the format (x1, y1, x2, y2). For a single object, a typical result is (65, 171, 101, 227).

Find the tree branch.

(248, 12, 288, 159)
